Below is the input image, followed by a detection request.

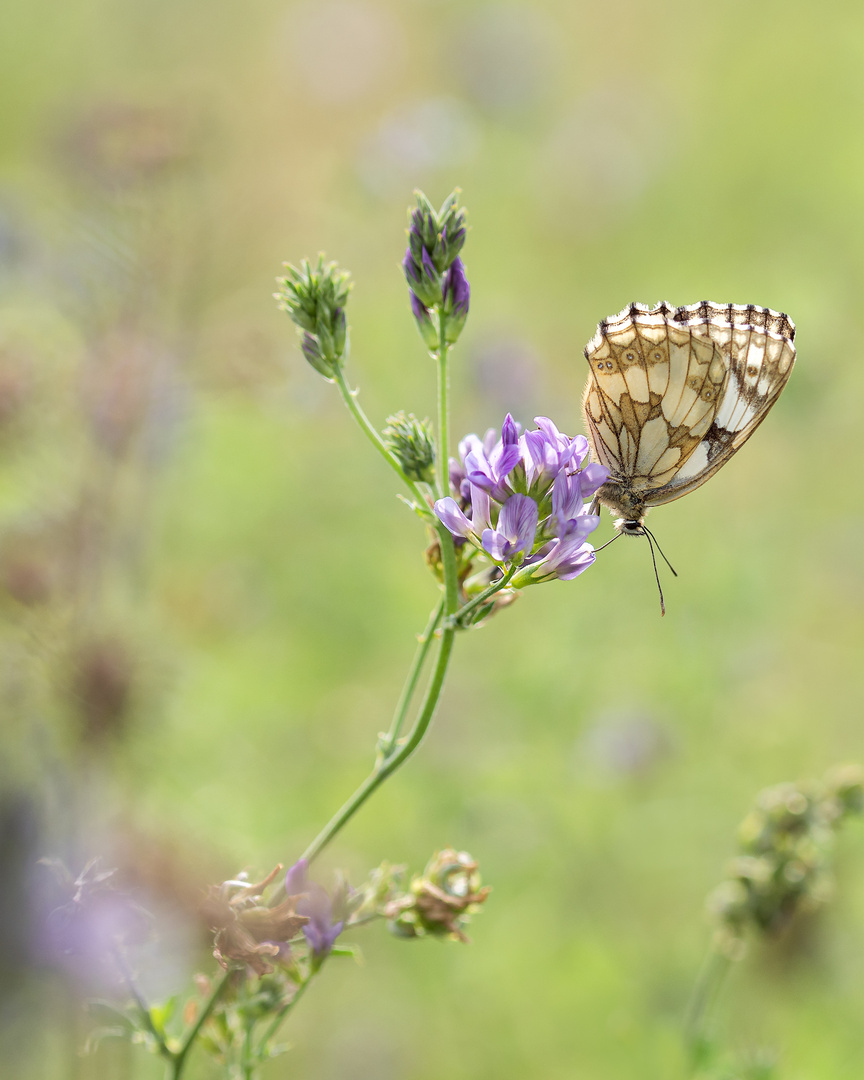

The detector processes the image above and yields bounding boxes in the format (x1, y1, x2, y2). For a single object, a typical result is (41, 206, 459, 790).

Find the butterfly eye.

(624, 351, 636, 363)
(702, 388, 714, 401)
(652, 350, 663, 361)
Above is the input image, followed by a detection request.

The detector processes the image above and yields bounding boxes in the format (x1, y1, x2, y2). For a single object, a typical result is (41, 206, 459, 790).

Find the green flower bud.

(275, 255, 352, 379)
(382, 412, 436, 484)
(409, 293, 441, 352)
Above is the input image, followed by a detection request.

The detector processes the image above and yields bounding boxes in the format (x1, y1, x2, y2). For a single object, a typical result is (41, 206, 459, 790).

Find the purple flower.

(481, 494, 538, 561)
(40, 860, 152, 990)
(434, 415, 607, 584)
(284, 858, 308, 897)
(284, 860, 344, 963)
(434, 497, 475, 539)
(299, 889, 344, 962)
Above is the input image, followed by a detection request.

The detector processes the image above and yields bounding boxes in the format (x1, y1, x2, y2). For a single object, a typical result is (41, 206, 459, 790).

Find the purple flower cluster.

(284, 859, 344, 963)
(435, 415, 608, 585)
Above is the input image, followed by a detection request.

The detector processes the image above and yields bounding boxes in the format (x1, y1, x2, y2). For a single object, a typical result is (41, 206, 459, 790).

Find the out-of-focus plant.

(686, 765, 864, 1078)
(39, 188, 607, 1077)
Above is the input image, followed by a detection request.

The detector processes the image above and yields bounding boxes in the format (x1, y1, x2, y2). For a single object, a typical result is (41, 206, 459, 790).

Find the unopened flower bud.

(402, 190, 469, 321)
(402, 246, 443, 308)
(442, 258, 470, 343)
(409, 292, 440, 352)
(300, 333, 331, 379)
(382, 412, 436, 484)
(275, 256, 352, 379)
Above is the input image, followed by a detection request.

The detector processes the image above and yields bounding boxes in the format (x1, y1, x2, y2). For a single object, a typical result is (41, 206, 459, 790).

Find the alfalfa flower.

(434, 414, 607, 584)
(284, 860, 347, 970)
(275, 255, 351, 378)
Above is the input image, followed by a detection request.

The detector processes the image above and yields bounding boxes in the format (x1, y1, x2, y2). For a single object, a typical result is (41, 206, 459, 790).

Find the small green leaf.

(330, 943, 363, 965)
(148, 996, 178, 1036)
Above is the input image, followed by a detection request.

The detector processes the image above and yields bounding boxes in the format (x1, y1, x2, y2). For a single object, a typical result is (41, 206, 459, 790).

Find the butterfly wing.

(637, 302, 796, 506)
(582, 302, 795, 514)
(582, 302, 730, 490)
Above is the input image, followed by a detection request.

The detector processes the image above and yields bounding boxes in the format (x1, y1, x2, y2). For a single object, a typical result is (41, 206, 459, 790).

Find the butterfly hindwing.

(582, 302, 796, 524)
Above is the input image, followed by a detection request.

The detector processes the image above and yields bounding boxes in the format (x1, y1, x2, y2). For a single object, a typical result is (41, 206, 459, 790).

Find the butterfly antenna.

(641, 525, 677, 577)
(641, 528, 668, 617)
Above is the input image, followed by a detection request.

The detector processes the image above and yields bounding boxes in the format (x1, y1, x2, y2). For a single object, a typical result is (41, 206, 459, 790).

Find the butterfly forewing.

(582, 301, 795, 524)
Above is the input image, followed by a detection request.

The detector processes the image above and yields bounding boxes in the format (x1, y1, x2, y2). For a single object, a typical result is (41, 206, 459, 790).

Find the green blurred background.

(2, 0, 864, 1076)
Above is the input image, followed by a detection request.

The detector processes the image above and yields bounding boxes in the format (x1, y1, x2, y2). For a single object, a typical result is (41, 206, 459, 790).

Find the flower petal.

(434, 498, 475, 538)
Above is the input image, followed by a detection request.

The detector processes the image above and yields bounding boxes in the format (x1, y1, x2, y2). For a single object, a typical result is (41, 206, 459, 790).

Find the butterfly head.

(615, 518, 647, 537)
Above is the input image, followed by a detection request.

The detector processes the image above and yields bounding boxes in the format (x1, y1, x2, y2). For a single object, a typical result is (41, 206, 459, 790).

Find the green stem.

(434, 311, 460, 621)
(435, 321, 451, 501)
(254, 973, 315, 1058)
(332, 366, 429, 510)
(297, 310, 460, 863)
(383, 597, 444, 751)
(451, 565, 516, 627)
(300, 594, 456, 864)
(112, 947, 173, 1064)
(684, 947, 732, 1071)
(241, 1019, 256, 1080)
(169, 968, 234, 1079)
(300, 315, 460, 865)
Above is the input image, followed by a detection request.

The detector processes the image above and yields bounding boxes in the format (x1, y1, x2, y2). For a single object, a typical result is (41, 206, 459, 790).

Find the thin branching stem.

(684, 946, 732, 1070)
(111, 947, 173, 1064)
(384, 597, 445, 750)
(169, 968, 234, 1079)
(332, 366, 429, 510)
(450, 565, 516, 627)
(435, 328, 451, 503)
(299, 313, 460, 865)
(254, 973, 314, 1059)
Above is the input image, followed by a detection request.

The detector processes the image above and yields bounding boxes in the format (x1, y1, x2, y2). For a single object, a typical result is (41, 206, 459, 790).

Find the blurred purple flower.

(41, 859, 151, 989)
(284, 860, 344, 962)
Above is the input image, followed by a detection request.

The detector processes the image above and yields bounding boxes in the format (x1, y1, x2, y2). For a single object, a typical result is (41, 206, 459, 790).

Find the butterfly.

(581, 301, 796, 535)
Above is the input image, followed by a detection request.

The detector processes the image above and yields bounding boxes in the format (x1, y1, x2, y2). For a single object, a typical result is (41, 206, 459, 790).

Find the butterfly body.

(582, 301, 796, 530)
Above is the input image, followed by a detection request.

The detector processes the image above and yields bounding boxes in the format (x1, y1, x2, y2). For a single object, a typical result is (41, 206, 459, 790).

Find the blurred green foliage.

(2, 0, 864, 1077)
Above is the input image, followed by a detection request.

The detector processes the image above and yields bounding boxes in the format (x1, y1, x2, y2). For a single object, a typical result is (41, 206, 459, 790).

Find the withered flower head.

(384, 848, 491, 942)
(202, 865, 308, 977)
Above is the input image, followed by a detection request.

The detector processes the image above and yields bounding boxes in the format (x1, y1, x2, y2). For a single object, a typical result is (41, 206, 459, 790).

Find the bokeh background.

(2, 0, 864, 1077)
